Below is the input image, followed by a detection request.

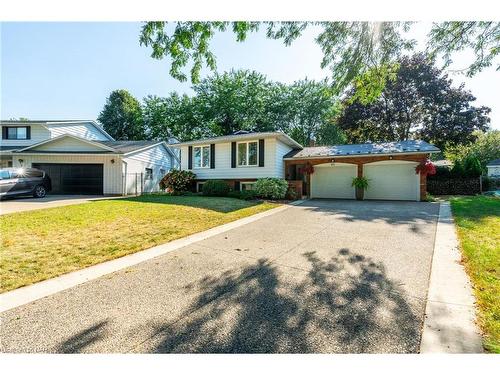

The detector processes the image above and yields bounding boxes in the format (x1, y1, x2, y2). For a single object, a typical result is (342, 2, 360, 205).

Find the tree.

(98, 90, 145, 140)
(336, 54, 491, 150)
(445, 130, 500, 173)
(139, 22, 499, 99)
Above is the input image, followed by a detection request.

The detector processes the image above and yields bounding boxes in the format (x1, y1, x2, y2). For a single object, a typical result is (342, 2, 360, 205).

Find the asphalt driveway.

(0, 199, 439, 353)
(0, 195, 123, 215)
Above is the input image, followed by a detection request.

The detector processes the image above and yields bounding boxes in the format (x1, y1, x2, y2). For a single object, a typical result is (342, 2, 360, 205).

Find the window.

(0, 170, 10, 180)
(4, 126, 29, 140)
(241, 182, 255, 191)
(145, 168, 153, 180)
(196, 182, 205, 192)
(193, 145, 210, 168)
(160, 168, 166, 176)
(237, 141, 258, 167)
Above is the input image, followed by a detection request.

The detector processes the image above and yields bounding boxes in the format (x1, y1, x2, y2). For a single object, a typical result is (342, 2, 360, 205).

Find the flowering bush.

(415, 160, 436, 176)
(159, 169, 196, 193)
(299, 164, 315, 175)
(254, 178, 288, 200)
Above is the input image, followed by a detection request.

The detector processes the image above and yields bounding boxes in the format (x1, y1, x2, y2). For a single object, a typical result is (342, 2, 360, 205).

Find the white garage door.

(363, 161, 419, 201)
(311, 163, 356, 199)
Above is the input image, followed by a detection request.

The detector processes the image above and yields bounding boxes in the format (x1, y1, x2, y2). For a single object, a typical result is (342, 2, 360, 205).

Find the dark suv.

(0, 167, 52, 199)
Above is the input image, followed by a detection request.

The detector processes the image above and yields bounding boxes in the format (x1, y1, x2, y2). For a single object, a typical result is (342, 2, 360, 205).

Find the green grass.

(450, 196, 500, 353)
(0, 195, 278, 293)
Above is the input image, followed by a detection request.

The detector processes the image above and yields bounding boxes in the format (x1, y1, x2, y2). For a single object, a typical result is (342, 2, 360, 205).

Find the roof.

(487, 159, 500, 166)
(172, 131, 303, 150)
(283, 140, 440, 159)
(95, 140, 163, 153)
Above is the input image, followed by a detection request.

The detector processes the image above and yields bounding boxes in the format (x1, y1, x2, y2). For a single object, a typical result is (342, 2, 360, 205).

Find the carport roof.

(283, 140, 440, 159)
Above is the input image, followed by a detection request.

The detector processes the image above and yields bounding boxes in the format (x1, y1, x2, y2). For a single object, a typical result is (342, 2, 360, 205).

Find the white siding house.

(174, 132, 302, 191)
(1, 120, 178, 195)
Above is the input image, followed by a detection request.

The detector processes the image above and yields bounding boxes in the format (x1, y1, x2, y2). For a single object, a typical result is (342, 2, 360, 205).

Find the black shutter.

(26, 126, 31, 140)
(2, 127, 7, 139)
(258, 139, 265, 167)
(210, 144, 215, 169)
(234, 181, 240, 191)
(188, 146, 193, 169)
(231, 142, 237, 168)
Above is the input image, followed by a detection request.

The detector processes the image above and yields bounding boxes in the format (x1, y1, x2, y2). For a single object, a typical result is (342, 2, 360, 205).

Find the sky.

(1, 22, 499, 129)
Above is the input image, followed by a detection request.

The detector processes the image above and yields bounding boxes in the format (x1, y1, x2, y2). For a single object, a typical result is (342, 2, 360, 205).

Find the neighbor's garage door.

(363, 161, 419, 201)
(310, 163, 356, 199)
(32, 163, 104, 195)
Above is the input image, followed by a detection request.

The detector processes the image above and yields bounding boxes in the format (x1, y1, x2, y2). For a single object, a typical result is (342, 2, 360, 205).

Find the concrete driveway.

(0, 195, 122, 215)
(0, 200, 439, 353)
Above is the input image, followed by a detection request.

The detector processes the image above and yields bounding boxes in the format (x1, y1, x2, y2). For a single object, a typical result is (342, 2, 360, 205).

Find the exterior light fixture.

(389, 155, 393, 160)
(110, 159, 115, 164)
(18, 159, 24, 166)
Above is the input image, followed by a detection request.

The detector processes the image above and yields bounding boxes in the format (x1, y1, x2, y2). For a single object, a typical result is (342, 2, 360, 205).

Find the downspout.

(122, 159, 128, 196)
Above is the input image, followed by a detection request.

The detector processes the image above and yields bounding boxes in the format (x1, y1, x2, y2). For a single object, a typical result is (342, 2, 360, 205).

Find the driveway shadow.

(55, 320, 109, 353)
(143, 248, 421, 353)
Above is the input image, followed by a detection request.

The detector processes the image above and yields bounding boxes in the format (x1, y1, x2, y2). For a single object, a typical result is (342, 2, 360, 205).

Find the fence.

(427, 177, 481, 195)
(123, 173, 144, 196)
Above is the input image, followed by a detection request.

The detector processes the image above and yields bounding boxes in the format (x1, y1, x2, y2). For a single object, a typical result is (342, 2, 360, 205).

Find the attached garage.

(32, 163, 104, 195)
(310, 163, 356, 199)
(363, 161, 420, 201)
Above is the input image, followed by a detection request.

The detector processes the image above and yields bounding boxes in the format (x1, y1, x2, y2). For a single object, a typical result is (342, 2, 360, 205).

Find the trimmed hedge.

(228, 190, 257, 200)
(202, 180, 230, 197)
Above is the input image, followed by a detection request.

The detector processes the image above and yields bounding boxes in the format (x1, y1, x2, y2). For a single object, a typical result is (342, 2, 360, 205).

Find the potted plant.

(351, 176, 370, 200)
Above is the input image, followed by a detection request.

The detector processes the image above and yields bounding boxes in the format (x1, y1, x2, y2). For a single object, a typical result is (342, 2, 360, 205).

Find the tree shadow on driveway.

(142, 248, 422, 353)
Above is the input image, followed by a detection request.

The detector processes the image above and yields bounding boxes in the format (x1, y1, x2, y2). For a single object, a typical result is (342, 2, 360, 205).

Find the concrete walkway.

(1, 200, 439, 353)
(0, 195, 126, 215)
(420, 202, 483, 353)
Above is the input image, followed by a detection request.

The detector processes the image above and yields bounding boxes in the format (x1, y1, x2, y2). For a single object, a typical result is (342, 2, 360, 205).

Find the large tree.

(140, 22, 499, 99)
(98, 89, 145, 140)
(336, 54, 491, 150)
(139, 70, 345, 145)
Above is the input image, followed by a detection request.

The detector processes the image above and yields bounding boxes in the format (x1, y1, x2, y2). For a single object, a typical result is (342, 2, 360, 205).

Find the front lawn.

(0, 195, 278, 293)
(450, 196, 500, 353)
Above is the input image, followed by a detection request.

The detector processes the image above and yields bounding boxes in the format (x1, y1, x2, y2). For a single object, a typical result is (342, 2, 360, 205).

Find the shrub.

(228, 190, 257, 200)
(351, 176, 370, 190)
(159, 169, 195, 193)
(202, 180, 230, 197)
(254, 178, 288, 200)
(286, 187, 299, 200)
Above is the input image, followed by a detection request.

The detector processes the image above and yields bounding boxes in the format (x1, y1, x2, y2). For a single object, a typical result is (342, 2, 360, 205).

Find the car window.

(24, 170, 43, 178)
(0, 170, 10, 180)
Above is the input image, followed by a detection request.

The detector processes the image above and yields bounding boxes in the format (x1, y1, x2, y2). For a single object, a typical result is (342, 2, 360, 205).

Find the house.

(486, 159, 500, 178)
(173, 131, 440, 201)
(0, 120, 179, 195)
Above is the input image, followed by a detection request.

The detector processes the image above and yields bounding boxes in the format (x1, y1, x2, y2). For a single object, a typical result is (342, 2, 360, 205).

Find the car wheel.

(33, 185, 47, 198)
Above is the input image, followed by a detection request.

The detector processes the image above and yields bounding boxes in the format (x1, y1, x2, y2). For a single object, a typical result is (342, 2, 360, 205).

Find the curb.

(420, 202, 483, 353)
(0, 199, 306, 313)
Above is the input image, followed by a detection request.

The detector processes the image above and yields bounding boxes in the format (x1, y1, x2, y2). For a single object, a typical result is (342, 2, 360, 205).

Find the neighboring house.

(173, 131, 440, 201)
(486, 159, 500, 178)
(0, 120, 179, 195)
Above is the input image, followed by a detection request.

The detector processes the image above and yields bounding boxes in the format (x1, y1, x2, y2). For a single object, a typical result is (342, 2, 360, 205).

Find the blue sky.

(1, 22, 499, 129)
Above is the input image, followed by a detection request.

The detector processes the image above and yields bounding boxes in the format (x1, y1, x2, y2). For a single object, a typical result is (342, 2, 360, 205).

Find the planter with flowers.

(351, 176, 370, 200)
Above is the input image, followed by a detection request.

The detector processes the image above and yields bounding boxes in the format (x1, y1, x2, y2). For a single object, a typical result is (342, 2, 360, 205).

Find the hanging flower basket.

(300, 164, 315, 175)
(415, 159, 436, 176)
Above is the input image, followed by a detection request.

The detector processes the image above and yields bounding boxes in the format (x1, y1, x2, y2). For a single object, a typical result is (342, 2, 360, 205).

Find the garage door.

(32, 163, 104, 195)
(363, 161, 419, 201)
(311, 163, 356, 199)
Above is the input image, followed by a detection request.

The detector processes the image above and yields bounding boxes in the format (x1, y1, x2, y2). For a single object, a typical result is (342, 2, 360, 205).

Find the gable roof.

(16, 134, 117, 153)
(95, 140, 162, 153)
(284, 140, 440, 159)
(1, 120, 114, 141)
(487, 159, 500, 166)
(172, 131, 303, 150)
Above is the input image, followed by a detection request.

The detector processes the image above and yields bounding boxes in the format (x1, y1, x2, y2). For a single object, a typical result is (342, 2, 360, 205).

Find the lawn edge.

(420, 201, 483, 353)
(0, 200, 306, 313)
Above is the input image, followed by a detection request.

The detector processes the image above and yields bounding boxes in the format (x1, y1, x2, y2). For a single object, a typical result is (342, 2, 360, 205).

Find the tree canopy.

(140, 21, 499, 98)
(98, 90, 145, 140)
(336, 54, 491, 150)
(141, 70, 345, 146)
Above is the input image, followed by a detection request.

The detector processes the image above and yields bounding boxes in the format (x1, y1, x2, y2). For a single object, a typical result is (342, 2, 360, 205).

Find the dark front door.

(32, 163, 104, 195)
